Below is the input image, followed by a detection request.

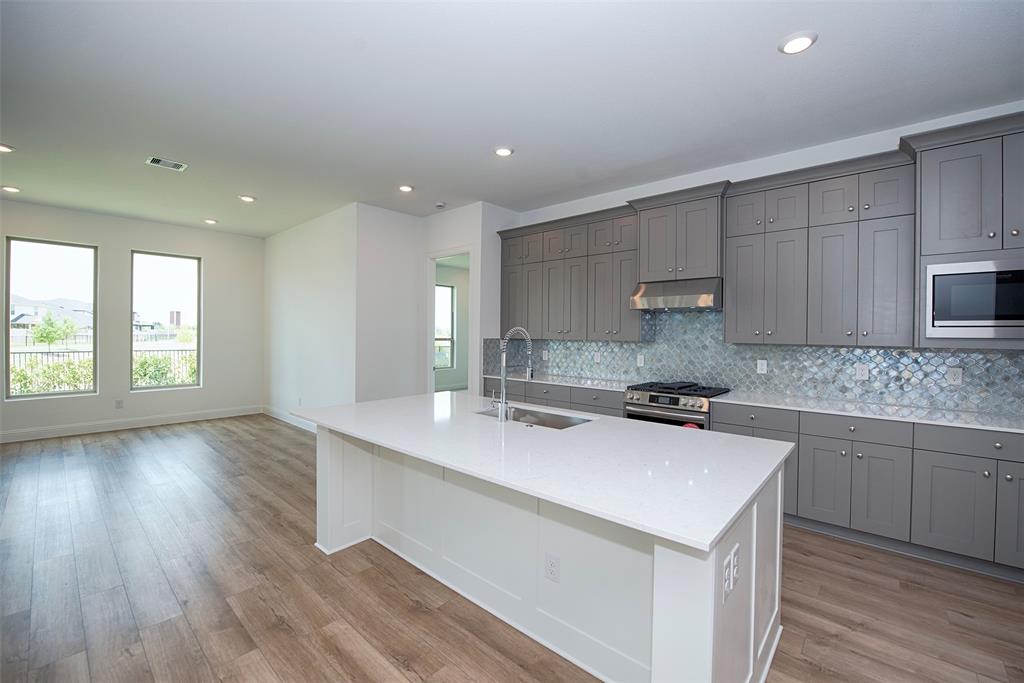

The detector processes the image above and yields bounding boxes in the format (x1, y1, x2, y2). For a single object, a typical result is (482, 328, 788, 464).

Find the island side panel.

(315, 428, 374, 553)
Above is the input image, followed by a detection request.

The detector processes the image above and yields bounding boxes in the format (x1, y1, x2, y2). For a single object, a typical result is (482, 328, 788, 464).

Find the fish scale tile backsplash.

(483, 311, 1024, 415)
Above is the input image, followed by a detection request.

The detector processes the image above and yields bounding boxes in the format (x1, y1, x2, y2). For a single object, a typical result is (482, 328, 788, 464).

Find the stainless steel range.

(623, 381, 730, 429)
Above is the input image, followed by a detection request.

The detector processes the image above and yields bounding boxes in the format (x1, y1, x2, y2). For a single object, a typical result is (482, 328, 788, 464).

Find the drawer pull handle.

(613, 240, 621, 245)
(605, 241, 612, 246)
(769, 217, 775, 223)
(840, 450, 847, 457)
(863, 203, 871, 210)
(1012, 229, 1021, 237)
(542, 389, 548, 394)
(1006, 474, 1015, 482)
(604, 329, 611, 334)
(753, 330, 761, 336)
(994, 442, 1003, 450)
(766, 330, 773, 336)
(591, 395, 598, 400)
(845, 330, 853, 336)
(856, 453, 863, 459)
(849, 425, 856, 432)
(988, 232, 997, 238)
(755, 219, 762, 225)
(749, 414, 756, 420)
(983, 470, 991, 478)
(847, 206, 855, 212)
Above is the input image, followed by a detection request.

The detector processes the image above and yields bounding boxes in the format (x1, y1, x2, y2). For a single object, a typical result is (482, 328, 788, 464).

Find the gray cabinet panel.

(911, 449, 997, 560)
(574, 405, 623, 417)
(613, 250, 641, 342)
(920, 138, 1003, 255)
(612, 215, 639, 252)
(724, 235, 765, 343)
(913, 424, 1023, 463)
(569, 387, 624, 411)
(563, 225, 589, 259)
(588, 219, 615, 255)
(714, 423, 754, 436)
(859, 165, 914, 220)
(502, 237, 524, 265)
(500, 265, 524, 333)
(542, 230, 564, 260)
(857, 216, 914, 347)
(587, 254, 614, 341)
(563, 256, 588, 340)
(713, 402, 799, 432)
(541, 260, 565, 338)
(726, 192, 765, 237)
(800, 412, 913, 448)
(676, 197, 720, 279)
(765, 184, 809, 231)
(763, 228, 808, 344)
(807, 223, 859, 346)
(754, 428, 799, 516)
(483, 377, 524, 399)
(638, 206, 677, 282)
(809, 175, 859, 227)
(523, 262, 544, 339)
(1005, 133, 1024, 250)
(523, 232, 544, 264)
(797, 435, 852, 527)
(525, 382, 571, 403)
(996, 460, 1024, 569)
(851, 443, 912, 541)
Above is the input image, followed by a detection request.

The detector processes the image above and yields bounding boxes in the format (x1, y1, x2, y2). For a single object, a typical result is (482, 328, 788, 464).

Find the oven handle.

(624, 404, 707, 424)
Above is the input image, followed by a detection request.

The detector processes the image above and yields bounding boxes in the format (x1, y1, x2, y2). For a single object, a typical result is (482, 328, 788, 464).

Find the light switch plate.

(636, 353, 645, 367)
(855, 363, 869, 381)
(947, 367, 963, 386)
(756, 359, 767, 374)
(541, 349, 549, 361)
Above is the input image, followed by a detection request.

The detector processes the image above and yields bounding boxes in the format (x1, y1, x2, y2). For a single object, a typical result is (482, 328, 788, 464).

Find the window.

(434, 284, 454, 370)
(6, 238, 97, 398)
(131, 251, 200, 389)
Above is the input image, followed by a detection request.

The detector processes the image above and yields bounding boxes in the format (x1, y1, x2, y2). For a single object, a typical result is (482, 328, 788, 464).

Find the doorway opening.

(433, 253, 469, 392)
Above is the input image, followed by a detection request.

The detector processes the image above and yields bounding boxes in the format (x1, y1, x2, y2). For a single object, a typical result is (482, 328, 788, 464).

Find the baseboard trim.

(0, 405, 264, 443)
(314, 537, 371, 556)
(263, 406, 315, 432)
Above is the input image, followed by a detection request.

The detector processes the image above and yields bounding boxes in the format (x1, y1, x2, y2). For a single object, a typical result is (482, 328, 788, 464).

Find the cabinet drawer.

(712, 403, 798, 432)
(547, 400, 573, 411)
(573, 404, 622, 417)
(569, 387, 624, 411)
(713, 423, 754, 436)
(482, 377, 524, 398)
(799, 412, 912, 447)
(914, 424, 1023, 463)
(525, 382, 571, 403)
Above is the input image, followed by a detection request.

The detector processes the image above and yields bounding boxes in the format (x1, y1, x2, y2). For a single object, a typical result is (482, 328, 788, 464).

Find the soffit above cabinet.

(725, 150, 912, 197)
(627, 180, 731, 211)
(498, 204, 636, 240)
(900, 111, 1024, 155)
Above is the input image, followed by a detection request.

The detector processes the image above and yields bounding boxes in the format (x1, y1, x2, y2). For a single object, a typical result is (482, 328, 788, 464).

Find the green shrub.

(9, 357, 93, 395)
(132, 353, 174, 387)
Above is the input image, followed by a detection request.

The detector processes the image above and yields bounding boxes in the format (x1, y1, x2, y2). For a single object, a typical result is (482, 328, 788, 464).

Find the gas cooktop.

(626, 381, 730, 399)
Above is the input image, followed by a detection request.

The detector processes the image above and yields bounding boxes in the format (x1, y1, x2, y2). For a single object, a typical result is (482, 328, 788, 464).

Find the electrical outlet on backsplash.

(484, 311, 1024, 415)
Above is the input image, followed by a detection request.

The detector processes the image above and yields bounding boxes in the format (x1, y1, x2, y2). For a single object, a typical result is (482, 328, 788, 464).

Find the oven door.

(926, 259, 1024, 339)
(624, 404, 707, 429)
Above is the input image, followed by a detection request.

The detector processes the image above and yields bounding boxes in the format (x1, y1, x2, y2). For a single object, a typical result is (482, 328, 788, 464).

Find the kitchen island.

(294, 391, 792, 683)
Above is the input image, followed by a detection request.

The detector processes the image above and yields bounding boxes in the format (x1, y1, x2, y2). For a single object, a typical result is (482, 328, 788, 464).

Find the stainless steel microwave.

(925, 258, 1024, 339)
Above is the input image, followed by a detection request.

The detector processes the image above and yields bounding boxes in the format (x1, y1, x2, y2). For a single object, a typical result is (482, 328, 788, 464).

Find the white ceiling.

(1, 2, 1022, 237)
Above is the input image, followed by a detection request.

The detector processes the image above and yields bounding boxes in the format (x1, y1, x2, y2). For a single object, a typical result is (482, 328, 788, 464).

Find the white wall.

(263, 204, 357, 428)
(434, 264, 469, 391)
(0, 200, 264, 441)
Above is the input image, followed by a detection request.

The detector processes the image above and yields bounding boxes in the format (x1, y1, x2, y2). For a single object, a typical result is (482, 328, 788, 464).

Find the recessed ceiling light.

(779, 31, 817, 55)
(204, 218, 218, 225)
(238, 195, 256, 203)
(398, 185, 414, 193)
(494, 147, 514, 157)
(0, 143, 14, 153)
(2, 186, 20, 193)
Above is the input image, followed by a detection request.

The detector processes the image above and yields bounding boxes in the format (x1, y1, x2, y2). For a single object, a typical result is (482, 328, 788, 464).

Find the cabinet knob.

(755, 219, 762, 225)
(1006, 474, 1015, 482)
(766, 330, 773, 335)
(614, 240, 621, 245)
(863, 203, 871, 210)
(861, 331, 868, 336)
(769, 217, 775, 223)
(612, 330, 619, 334)
(591, 395, 598, 400)
(840, 450, 848, 457)
(849, 425, 856, 432)
(542, 389, 548, 394)
(845, 330, 853, 336)
(753, 330, 760, 335)
(604, 329, 611, 334)
(749, 414, 756, 420)
(994, 442, 1003, 450)
(1012, 229, 1021, 237)
(988, 232, 997, 238)
(847, 206, 855, 212)
(856, 453, 863, 459)
(983, 470, 991, 478)
(605, 241, 612, 246)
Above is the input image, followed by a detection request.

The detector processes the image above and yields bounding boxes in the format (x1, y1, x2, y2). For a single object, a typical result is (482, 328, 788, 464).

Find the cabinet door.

(563, 225, 589, 259)
(676, 197, 720, 279)
(562, 257, 588, 341)
(754, 428, 799, 516)
(807, 223, 858, 346)
(809, 175, 859, 227)
(523, 233, 545, 264)
(851, 443, 912, 541)
(613, 250, 641, 341)
(542, 229, 564, 260)
(920, 138, 1003, 255)
(911, 449, 997, 560)
(587, 254, 614, 341)
(1005, 133, 1024, 250)
(589, 220, 614, 255)
(763, 228, 808, 344)
(725, 192, 765, 237)
(501, 237, 524, 265)
(996, 460, 1024, 569)
(798, 435, 852, 527)
(857, 215, 914, 347)
(724, 235, 765, 344)
(765, 184, 809, 232)
(500, 265, 524, 333)
(612, 214, 639, 252)
(638, 205, 677, 282)
(714, 423, 754, 436)
(541, 260, 565, 338)
(859, 165, 915, 220)
(523, 262, 545, 339)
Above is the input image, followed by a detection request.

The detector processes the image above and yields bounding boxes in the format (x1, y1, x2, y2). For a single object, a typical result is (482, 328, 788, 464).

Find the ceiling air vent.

(145, 156, 188, 172)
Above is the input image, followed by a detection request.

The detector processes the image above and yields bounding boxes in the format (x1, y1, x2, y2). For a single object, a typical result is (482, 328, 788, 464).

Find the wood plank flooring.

(1, 414, 1022, 682)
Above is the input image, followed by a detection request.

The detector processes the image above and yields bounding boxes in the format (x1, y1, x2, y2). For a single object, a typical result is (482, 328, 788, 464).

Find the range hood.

(629, 278, 722, 311)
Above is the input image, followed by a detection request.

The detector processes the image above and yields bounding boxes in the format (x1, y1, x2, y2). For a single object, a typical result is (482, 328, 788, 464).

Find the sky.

(9, 240, 198, 327)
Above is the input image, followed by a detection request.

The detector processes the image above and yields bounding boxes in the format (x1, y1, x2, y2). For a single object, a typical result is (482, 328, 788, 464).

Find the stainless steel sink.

(477, 406, 591, 430)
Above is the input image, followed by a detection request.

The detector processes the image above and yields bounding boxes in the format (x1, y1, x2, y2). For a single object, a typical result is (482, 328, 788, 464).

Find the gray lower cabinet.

(726, 192, 765, 237)
(589, 215, 638, 254)
(754, 428, 799, 516)
(857, 215, 914, 346)
(807, 223, 858, 345)
(763, 228, 808, 344)
(797, 435, 852, 527)
(724, 235, 765, 343)
(911, 449, 997, 560)
(638, 205, 676, 281)
(996, 460, 1024, 569)
(850, 443, 912, 541)
(542, 257, 587, 340)
(809, 175, 859, 227)
(764, 184, 808, 231)
(920, 137, 1003, 255)
(859, 165, 915, 221)
(588, 251, 640, 342)
(714, 423, 753, 436)
(676, 197, 720, 279)
(1005, 132, 1024, 250)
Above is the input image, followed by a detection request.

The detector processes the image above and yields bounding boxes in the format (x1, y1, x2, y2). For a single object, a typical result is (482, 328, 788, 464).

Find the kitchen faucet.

(497, 326, 533, 423)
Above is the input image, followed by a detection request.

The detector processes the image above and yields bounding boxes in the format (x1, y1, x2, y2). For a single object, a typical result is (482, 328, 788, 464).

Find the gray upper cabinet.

(724, 235, 765, 343)
(859, 165, 914, 220)
(638, 206, 677, 282)
(809, 175, 859, 227)
(587, 254, 615, 341)
(542, 230, 564, 261)
(523, 262, 544, 339)
(563, 225, 589, 259)
(911, 449, 997, 560)
(726, 192, 765, 237)
(797, 434, 852, 527)
(920, 137, 1003, 255)
(502, 235, 543, 265)
(523, 233, 544, 264)
(541, 260, 565, 338)
(589, 215, 638, 254)
(763, 228, 808, 344)
(996, 460, 1024, 569)
(500, 265, 524, 333)
(613, 250, 641, 341)
(676, 197, 720, 279)
(764, 184, 809, 232)
(857, 215, 914, 346)
(1005, 132, 1024, 250)
(850, 443, 912, 541)
(807, 223, 859, 346)
(544, 256, 587, 340)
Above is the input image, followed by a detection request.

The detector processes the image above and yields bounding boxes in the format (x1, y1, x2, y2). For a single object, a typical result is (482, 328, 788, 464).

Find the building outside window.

(434, 284, 455, 370)
(131, 251, 201, 389)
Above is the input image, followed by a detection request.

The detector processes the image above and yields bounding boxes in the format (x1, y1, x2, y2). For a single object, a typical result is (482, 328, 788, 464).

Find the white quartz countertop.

(713, 391, 1024, 434)
(482, 373, 630, 392)
(294, 391, 791, 551)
